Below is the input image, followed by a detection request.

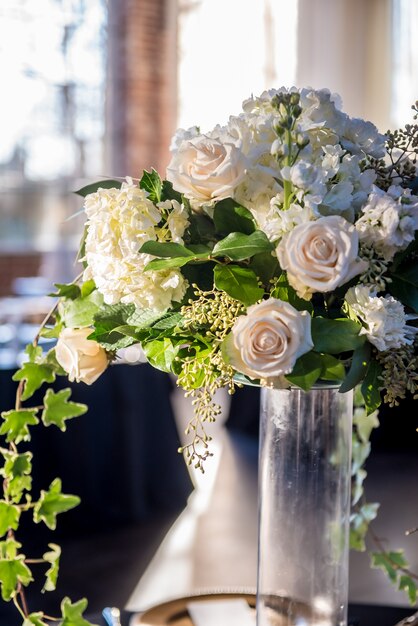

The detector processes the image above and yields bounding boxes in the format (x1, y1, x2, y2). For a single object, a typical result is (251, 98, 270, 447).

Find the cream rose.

(224, 298, 313, 381)
(55, 328, 109, 385)
(276, 215, 368, 299)
(166, 135, 247, 203)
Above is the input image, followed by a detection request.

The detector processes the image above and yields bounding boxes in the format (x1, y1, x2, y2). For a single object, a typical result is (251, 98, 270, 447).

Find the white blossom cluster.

(83, 178, 188, 312)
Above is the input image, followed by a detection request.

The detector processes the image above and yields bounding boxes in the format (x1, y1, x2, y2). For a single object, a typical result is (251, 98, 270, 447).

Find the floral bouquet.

(1, 88, 418, 624)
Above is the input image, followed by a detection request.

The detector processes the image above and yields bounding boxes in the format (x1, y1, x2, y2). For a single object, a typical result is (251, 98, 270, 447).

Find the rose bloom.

(276, 215, 368, 299)
(55, 328, 108, 385)
(224, 298, 313, 381)
(166, 134, 247, 204)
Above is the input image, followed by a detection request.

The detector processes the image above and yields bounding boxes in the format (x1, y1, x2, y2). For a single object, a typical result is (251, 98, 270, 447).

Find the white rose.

(276, 215, 368, 299)
(224, 298, 313, 381)
(166, 134, 248, 203)
(55, 328, 109, 385)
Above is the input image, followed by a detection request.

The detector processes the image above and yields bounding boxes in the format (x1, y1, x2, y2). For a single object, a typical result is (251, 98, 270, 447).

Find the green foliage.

(0, 451, 32, 503)
(214, 264, 264, 305)
(51, 283, 82, 300)
(361, 360, 383, 414)
(142, 338, 180, 372)
(12, 363, 55, 402)
(211, 230, 273, 260)
(311, 317, 365, 354)
(350, 503, 380, 551)
(74, 179, 122, 197)
(60, 597, 98, 626)
(61, 289, 103, 328)
(339, 342, 371, 393)
(389, 266, 418, 313)
(399, 574, 418, 605)
(0, 410, 39, 444)
(42, 543, 61, 592)
(33, 479, 80, 530)
(0, 502, 20, 537)
(212, 198, 256, 235)
(249, 250, 280, 287)
(371, 549, 417, 601)
(285, 352, 345, 390)
(270, 274, 313, 311)
(140, 168, 162, 202)
(0, 539, 33, 601)
(41, 389, 87, 431)
(23, 613, 50, 626)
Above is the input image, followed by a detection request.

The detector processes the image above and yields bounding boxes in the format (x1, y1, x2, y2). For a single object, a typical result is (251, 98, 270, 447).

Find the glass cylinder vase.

(257, 384, 353, 626)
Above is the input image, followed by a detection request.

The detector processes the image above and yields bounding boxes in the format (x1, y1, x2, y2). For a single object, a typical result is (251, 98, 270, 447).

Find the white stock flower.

(344, 286, 418, 351)
(55, 328, 108, 385)
(225, 298, 313, 380)
(276, 215, 368, 298)
(166, 134, 248, 204)
(355, 187, 418, 260)
(264, 199, 314, 241)
(341, 117, 386, 159)
(83, 179, 188, 312)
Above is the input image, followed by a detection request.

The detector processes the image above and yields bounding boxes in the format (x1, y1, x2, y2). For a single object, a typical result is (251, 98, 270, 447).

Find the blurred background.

(0, 0, 418, 622)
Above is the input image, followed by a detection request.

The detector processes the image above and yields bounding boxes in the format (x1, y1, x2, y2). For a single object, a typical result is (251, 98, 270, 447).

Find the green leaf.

(354, 408, 379, 444)
(371, 550, 407, 584)
(212, 231, 273, 261)
(249, 251, 280, 287)
(0, 537, 21, 560)
(144, 254, 208, 271)
(399, 574, 418, 604)
(142, 338, 179, 372)
(23, 613, 50, 626)
(285, 352, 322, 390)
(139, 168, 162, 202)
(74, 179, 122, 197)
(12, 363, 55, 401)
(80, 280, 97, 298)
(214, 265, 264, 305)
(213, 198, 256, 235)
(161, 179, 182, 202)
(51, 283, 81, 300)
(311, 317, 365, 354)
(188, 211, 216, 243)
(0, 557, 33, 601)
(61, 597, 99, 626)
(361, 360, 383, 414)
(139, 241, 195, 258)
(61, 290, 104, 328)
(270, 274, 313, 312)
(339, 342, 371, 393)
(150, 312, 183, 331)
(42, 543, 61, 593)
(319, 354, 346, 381)
(0, 409, 39, 444)
(0, 502, 20, 537)
(34, 479, 80, 530)
(125, 306, 166, 328)
(0, 452, 32, 503)
(41, 389, 87, 431)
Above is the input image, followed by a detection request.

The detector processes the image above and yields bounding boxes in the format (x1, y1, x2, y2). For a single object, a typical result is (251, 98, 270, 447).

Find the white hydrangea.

(345, 286, 417, 351)
(355, 186, 418, 260)
(341, 117, 386, 159)
(83, 179, 188, 312)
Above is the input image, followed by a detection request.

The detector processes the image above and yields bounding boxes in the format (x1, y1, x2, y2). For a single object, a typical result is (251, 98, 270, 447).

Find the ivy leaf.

(311, 317, 365, 354)
(74, 179, 122, 197)
(61, 290, 103, 328)
(142, 338, 179, 372)
(0, 501, 21, 537)
(0, 537, 21, 560)
(371, 550, 408, 584)
(51, 283, 81, 299)
(0, 409, 39, 444)
(213, 198, 256, 235)
(34, 479, 80, 530)
(23, 613, 50, 626)
(12, 363, 55, 402)
(23, 614, 50, 626)
(139, 168, 162, 202)
(0, 451, 32, 503)
(41, 389, 87, 431)
(361, 360, 383, 415)
(214, 265, 264, 305)
(354, 409, 379, 444)
(42, 543, 61, 592)
(399, 574, 418, 605)
(0, 556, 33, 601)
(61, 597, 99, 626)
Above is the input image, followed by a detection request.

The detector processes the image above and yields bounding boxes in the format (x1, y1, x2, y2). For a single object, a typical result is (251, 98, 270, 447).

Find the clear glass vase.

(257, 384, 353, 626)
